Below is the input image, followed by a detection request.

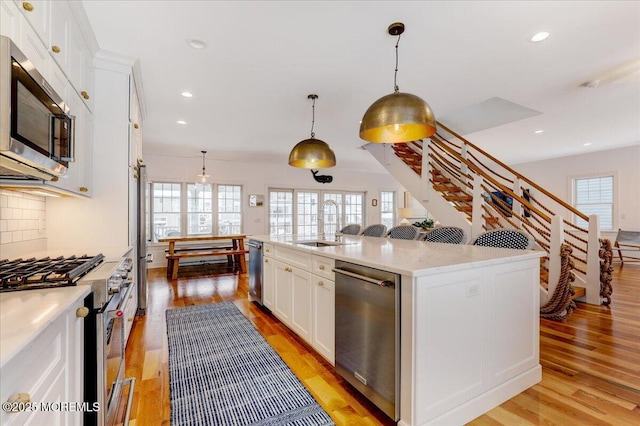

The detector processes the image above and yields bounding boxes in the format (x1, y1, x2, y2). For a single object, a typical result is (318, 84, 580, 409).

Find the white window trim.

(569, 171, 617, 231)
(149, 181, 244, 241)
(267, 187, 367, 236)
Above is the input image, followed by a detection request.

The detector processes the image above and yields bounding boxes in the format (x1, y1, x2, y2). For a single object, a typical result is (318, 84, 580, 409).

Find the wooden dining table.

(158, 234, 248, 279)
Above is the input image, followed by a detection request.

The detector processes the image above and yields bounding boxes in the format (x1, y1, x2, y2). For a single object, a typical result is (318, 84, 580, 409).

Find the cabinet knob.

(81, 91, 90, 100)
(6, 393, 31, 411)
(319, 265, 325, 270)
(128, 318, 134, 322)
(22, 2, 34, 12)
(318, 281, 324, 286)
(51, 176, 59, 182)
(264, 259, 269, 263)
(76, 306, 90, 318)
(133, 173, 139, 179)
(138, 158, 144, 164)
(285, 267, 292, 272)
(51, 45, 61, 54)
(265, 249, 270, 253)
(79, 187, 88, 193)
(134, 123, 139, 129)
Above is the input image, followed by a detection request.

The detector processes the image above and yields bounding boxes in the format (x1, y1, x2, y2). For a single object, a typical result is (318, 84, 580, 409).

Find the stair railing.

(387, 122, 603, 305)
(429, 122, 602, 305)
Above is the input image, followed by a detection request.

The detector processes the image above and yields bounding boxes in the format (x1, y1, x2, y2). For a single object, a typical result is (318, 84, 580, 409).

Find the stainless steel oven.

(79, 257, 136, 426)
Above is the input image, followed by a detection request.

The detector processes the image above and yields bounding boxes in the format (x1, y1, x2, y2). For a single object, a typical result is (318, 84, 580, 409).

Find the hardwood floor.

(122, 263, 640, 426)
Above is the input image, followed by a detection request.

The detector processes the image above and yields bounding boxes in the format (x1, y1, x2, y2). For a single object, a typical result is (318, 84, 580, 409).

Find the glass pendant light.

(359, 22, 437, 143)
(288, 94, 336, 169)
(196, 150, 210, 185)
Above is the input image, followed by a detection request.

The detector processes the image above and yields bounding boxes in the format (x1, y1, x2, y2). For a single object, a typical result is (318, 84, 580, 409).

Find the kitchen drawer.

(1, 312, 66, 424)
(312, 255, 335, 280)
(274, 245, 311, 270)
(263, 243, 275, 257)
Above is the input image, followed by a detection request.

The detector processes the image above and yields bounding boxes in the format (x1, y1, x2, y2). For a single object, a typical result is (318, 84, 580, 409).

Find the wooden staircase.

(386, 127, 602, 307)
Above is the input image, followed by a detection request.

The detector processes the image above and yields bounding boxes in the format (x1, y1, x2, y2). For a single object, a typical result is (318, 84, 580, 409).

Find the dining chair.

(360, 224, 388, 237)
(339, 224, 362, 235)
(422, 226, 467, 244)
(471, 228, 534, 250)
(386, 225, 420, 240)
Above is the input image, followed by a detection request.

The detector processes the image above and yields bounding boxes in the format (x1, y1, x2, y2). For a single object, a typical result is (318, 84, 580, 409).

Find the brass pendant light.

(359, 22, 437, 143)
(288, 94, 336, 169)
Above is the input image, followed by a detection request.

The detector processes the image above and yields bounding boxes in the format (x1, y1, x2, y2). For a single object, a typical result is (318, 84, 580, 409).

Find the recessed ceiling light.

(531, 32, 550, 42)
(187, 38, 207, 49)
(534, 129, 544, 134)
(177, 120, 187, 125)
(181, 91, 193, 98)
(583, 142, 592, 146)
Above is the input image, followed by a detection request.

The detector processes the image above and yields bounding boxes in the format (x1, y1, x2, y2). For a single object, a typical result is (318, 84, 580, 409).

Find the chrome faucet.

(319, 199, 340, 241)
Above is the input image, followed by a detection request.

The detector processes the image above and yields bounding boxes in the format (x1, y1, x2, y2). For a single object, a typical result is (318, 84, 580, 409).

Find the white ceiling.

(82, 1, 640, 172)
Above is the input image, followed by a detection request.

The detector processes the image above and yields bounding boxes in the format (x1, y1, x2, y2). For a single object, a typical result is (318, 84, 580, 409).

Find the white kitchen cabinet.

(0, 1, 21, 40)
(48, 0, 70, 73)
(311, 273, 334, 364)
(262, 248, 334, 363)
(12, 0, 49, 46)
(272, 258, 292, 325)
(0, 291, 86, 426)
(262, 255, 275, 311)
(290, 265, 312, 344)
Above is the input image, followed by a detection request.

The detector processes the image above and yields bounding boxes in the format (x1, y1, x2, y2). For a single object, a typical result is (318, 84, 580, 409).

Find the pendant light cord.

(310, 97, 316, 138)
(201, 151, 206, 175)
(394, 34, 401, 93)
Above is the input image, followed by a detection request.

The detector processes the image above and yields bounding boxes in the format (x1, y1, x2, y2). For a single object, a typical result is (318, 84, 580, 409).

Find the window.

(268, 189, 365, 237)
(149, 182, 243, 241)
(380, 191, 395, 229)
(218, 185, 242, 235)
(573, 175, 613, 230)
(269, 190, 293, 236)
(152, 183, 181, 238)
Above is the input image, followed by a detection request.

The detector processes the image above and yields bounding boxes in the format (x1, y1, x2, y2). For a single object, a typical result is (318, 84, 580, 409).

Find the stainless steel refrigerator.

(136, 160, 148, 315)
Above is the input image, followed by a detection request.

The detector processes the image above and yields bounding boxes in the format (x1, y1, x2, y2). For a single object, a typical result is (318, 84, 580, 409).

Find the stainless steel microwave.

(0, 35, 74, 180)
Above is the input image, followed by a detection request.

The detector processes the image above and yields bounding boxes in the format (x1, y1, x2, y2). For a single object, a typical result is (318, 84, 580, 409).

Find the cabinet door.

(273, 259, 292, 325)
(66, 297, 85, 426)
(312, 275, 335, 364)
(262, 256, 275, 311)
(290, 266, 312, 344)
(14, 0, 49, 45)
(48, 0, 69, 73)
(1, 1, 22, 40)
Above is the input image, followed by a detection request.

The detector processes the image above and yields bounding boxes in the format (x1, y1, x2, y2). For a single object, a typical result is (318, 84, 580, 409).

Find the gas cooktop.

(0, 254, 105, 292)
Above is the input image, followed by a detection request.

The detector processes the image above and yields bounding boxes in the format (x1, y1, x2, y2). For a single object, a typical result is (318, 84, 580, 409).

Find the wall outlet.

(466, 283, 480, 297)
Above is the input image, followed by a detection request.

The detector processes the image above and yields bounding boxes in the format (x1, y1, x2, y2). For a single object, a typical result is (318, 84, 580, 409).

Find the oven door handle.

(106, 283, 135, 319)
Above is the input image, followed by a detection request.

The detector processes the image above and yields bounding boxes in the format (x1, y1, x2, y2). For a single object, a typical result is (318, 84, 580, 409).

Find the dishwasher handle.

(332, 267, 395, 288)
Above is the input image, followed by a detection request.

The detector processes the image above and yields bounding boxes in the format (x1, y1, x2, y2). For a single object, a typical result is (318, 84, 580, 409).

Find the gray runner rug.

(166, 302, 335, 426)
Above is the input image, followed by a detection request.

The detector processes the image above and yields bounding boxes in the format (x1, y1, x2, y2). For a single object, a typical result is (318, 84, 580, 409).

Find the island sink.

(295, 240, 345, 247)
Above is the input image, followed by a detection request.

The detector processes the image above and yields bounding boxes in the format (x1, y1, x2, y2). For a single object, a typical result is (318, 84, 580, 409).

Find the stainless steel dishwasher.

(333, 260, 399, 421)
(248, 240, 263, 305)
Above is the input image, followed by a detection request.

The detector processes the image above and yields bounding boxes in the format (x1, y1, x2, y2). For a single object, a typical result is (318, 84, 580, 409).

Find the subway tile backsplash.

(0, 189, 46, 245)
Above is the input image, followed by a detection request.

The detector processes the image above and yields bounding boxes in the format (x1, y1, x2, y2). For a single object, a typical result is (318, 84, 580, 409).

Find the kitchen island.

(249, 234, 544, 426)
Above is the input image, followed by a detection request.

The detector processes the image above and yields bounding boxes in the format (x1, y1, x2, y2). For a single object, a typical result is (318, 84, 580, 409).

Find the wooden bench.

(158, 235, 248, 280)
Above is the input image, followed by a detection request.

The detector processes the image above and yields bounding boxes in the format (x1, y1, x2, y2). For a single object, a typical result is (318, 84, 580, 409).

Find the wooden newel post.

(585, 214, 603, 305)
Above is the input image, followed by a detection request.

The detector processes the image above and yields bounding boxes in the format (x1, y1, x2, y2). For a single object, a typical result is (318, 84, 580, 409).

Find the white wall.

(145, 153, 405, 237)
(512, 145, 640, 239)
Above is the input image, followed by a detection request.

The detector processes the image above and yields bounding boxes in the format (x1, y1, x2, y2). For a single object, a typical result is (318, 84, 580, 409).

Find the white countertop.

(248, 234, 544, 277)
(0, 286, 91, 368)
